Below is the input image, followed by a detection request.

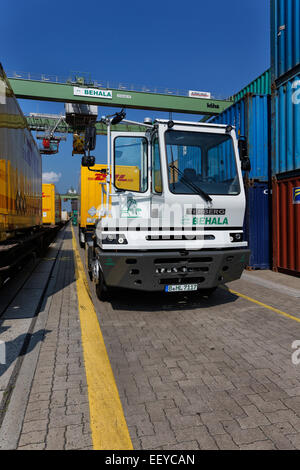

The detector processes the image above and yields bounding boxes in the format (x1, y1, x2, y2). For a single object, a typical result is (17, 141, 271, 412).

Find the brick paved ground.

(4, 223, 300, 450)
(17, 228, 92, 450)
(89, 271, 300, 450)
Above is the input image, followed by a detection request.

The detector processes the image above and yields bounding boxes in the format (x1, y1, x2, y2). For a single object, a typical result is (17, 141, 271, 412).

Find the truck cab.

(89, 118, 250, 299)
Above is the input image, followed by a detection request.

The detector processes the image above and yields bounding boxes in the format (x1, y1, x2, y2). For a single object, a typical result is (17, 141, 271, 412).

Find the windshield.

(165, 130, 240, 195)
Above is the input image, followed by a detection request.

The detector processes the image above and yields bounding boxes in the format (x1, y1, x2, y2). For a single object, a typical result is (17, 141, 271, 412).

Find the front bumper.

(97, 248, 250, 292)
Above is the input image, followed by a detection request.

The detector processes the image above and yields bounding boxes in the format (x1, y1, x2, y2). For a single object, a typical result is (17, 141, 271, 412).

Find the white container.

(65, 103, 98, 117)
(61, 210, 69, 221)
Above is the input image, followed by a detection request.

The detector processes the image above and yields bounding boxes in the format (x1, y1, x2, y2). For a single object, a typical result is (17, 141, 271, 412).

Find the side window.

(114, 136, 148, 192)
(152, 137, 162, 193)
(207, 139, 235, 182)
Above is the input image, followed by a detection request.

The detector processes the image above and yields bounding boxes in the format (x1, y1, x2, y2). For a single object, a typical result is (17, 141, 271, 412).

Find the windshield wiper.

(169, 164, 212, 203)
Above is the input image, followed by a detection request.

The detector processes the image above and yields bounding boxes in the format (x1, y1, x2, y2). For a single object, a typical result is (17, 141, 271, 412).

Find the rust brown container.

(272, 171, 300, 277)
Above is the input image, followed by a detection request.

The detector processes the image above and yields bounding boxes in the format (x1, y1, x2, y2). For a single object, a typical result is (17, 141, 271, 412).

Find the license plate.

(165, 284, 198, 292)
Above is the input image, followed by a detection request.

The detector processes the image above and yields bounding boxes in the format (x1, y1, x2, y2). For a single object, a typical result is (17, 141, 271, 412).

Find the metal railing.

(7, 70, 229, 101)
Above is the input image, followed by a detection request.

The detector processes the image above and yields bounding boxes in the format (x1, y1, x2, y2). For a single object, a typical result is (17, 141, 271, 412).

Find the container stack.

(271, 0, 300, 276)
(209, 94, 271, 270)
(229, 69, 271, 102)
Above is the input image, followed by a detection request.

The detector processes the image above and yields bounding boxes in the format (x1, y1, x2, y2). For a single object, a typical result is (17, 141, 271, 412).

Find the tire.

(87, 246, 94, 281)
(95, 272, 109, 301)
(79, 228, 85, 249)
(88, 269, 93, 282)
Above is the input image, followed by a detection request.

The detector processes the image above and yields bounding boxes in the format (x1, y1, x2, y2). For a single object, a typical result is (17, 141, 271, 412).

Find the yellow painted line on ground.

(71, 226, 133, 450)
(228, 287, 300, 324)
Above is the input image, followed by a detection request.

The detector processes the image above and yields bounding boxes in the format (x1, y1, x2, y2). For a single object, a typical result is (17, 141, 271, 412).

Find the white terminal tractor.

(83, 112, 251, 300)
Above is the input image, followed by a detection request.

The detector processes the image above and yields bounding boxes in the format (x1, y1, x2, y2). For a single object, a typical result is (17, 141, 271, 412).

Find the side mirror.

(241, 158, 251, 172)
(84, 126, 96, 151)
(81, 155, 95, 167)
(238, 137, 251, 172)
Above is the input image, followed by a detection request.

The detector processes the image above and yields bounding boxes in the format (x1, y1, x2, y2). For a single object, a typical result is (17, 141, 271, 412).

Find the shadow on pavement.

(108, 285, 238, 312)
(0, 329, 51, 378)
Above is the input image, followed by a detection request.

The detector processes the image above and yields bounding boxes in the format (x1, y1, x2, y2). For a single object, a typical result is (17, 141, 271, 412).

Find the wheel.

(79, 229, 85, 249)
(95, 271, 109, 301)
(86, 246, 94, 281)
(199, 287, 217, 297)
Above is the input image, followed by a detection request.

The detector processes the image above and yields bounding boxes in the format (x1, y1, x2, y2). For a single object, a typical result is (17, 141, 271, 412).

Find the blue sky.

(2, 0, 270, 198)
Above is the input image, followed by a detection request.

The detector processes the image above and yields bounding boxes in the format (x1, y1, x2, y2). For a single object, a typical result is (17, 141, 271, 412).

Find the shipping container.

(209, 94, 271, 181)
(244, 182, 271, 269)
(65, 103, 98, 118)
(42, 183, 61, 225)
(65, 102, 98, 135)
(272, 170, 300, 276)
(0, 64, 42, 241)
(271, 0, 300, 82)
(61, 210, 69, 221)
(271, 74, 300, 174)
(230, 69, 271, 102)
(56, 194, 62, 224)
(72, 210, 78, 226)
(78, 164, 140, 246)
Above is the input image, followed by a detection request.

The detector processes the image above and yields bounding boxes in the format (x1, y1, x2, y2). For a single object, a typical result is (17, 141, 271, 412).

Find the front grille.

(154, 257, 212, 264)
(159, 277, 205, 285)
(146, 235, 215, 241)
(102, 226, 243, 232)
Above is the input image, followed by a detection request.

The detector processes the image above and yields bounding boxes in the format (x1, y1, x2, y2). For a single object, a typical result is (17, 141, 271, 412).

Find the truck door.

(111, 131, 150, 221)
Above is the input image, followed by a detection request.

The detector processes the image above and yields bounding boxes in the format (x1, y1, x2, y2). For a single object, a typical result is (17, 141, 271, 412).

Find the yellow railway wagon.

(0, 64, 42, 242)
(42, 183, 61, 225)
(78, 164, 139, 246)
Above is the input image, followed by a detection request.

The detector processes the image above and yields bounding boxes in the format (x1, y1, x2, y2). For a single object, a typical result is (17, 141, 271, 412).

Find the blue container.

(244, 182, 271, 269)
(272, 73, 300, 174)
(209, 94, 271, 181)
(271, 0, 300, 81)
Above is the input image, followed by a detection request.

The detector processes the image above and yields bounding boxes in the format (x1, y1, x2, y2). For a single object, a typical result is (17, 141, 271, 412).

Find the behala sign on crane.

(73, 87, 112, 99)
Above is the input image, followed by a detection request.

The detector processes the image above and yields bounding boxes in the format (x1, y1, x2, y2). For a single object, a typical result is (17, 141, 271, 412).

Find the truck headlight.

(102, 234, 128, 245)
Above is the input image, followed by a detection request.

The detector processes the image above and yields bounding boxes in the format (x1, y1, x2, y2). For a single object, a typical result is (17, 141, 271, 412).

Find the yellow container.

(79, 164, 140, 230)
(0, 64, 42, 242)
(42, 184, 61, 225)
(79, 164, 106, 230)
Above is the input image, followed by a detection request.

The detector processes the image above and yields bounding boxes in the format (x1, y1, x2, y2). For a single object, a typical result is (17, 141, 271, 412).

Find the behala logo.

(0, 341, 5, 365)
